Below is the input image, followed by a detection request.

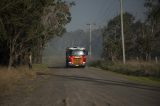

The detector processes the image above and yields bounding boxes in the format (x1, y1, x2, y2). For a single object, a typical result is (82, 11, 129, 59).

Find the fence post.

(155, 56, 158, 64)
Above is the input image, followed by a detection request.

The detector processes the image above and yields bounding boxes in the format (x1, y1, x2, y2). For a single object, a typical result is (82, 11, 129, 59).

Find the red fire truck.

(66, 47, 88, 67)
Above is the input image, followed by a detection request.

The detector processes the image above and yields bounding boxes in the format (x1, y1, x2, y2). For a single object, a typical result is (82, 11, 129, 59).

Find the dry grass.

(0, 66, 36, 97)
(0, 64, 49, 97)
(90, 60, 160, 86)
(116, 61, 160, 77)
(124, 60, 159, 67)
(90, 60, 160, 77)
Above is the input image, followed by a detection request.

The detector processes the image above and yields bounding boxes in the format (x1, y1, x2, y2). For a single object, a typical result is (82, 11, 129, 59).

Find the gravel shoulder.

(1, 66, 160, 106)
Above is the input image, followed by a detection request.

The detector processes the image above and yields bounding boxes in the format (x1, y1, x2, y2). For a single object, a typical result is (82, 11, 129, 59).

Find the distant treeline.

(102, 0, 160, 62)
(0, 0, 74, 69)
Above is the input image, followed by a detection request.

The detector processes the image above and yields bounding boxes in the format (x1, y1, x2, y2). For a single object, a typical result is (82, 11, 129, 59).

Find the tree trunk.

(8, 31, 20, 70)
(145, 53, 148, 61)
(28, 53, 32, 69)
(8, 53, 13, 70)
(8, 41, 14, 70)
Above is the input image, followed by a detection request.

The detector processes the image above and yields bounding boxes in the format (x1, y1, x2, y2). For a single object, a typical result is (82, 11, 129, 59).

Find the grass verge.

(0, 64, 48, 97)
(89, 60, 160, 86)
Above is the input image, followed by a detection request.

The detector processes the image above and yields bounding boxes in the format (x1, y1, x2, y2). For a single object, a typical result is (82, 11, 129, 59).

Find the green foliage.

(102, 13, 139, 60)
(145, 0, 160, 22)
(102, 9, 160, 61)
(144, 0, 160, 57)
(0, 0, 73, 67)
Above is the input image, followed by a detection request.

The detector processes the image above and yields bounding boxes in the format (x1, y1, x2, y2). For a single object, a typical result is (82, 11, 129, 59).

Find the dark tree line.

(0, 0, 74, 69)
(102, 0, 160, 62)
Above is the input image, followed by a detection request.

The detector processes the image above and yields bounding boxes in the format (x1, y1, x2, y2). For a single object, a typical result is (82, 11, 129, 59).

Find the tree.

(144, 0, 160, 59)
(0, 0, 73, 69)
(102, 13, 135, 61)
(102, 1, 160, 62)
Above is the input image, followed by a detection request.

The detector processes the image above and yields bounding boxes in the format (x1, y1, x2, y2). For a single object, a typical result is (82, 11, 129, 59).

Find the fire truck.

(66, 47, 88, 67)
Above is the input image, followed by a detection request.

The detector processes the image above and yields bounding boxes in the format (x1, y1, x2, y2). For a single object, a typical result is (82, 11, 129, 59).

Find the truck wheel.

(81, 66, 85, 68)
(66, 62, 69, 68)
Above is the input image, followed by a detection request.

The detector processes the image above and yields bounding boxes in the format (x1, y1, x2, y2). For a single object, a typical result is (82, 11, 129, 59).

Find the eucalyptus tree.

(102, 13, 135, 61)
(144, 0, 160, 60)
(0, 0, 73, 69)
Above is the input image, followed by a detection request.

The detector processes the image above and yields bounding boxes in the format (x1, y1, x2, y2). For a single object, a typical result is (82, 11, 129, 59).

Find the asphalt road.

(2, 66, 160, 106)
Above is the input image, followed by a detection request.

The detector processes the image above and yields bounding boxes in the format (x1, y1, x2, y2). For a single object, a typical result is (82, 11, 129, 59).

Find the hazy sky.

(65, 0, 146, 31)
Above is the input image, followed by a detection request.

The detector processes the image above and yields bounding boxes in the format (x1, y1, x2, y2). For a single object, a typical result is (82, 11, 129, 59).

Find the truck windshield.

(71, 50, 85, 56)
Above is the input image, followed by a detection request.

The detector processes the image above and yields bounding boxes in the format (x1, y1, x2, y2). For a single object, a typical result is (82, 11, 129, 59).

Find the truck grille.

(73, 58, 81, 65)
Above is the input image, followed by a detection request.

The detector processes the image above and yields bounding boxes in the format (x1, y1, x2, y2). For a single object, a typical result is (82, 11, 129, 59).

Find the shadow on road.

(48, 66, 66, 69)
(47, 74, 160, 92)
(48, 65, 85, 69)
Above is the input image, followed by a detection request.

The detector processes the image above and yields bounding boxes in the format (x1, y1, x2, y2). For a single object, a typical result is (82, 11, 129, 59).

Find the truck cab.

(66, 47, 88, 68)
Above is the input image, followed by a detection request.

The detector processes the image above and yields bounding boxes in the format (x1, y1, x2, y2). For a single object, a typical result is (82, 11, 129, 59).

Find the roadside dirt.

(1, 66, 160, 106)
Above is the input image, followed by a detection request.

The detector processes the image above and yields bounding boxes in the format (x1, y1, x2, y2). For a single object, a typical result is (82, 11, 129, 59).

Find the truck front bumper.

(67, 62, 86, 67)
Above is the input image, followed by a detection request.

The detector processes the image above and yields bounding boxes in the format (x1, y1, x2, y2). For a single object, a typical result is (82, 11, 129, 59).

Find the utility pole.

(120, 0, 126, 64)
(87, 23, 96, 60)
(87, 24, 92, 60)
